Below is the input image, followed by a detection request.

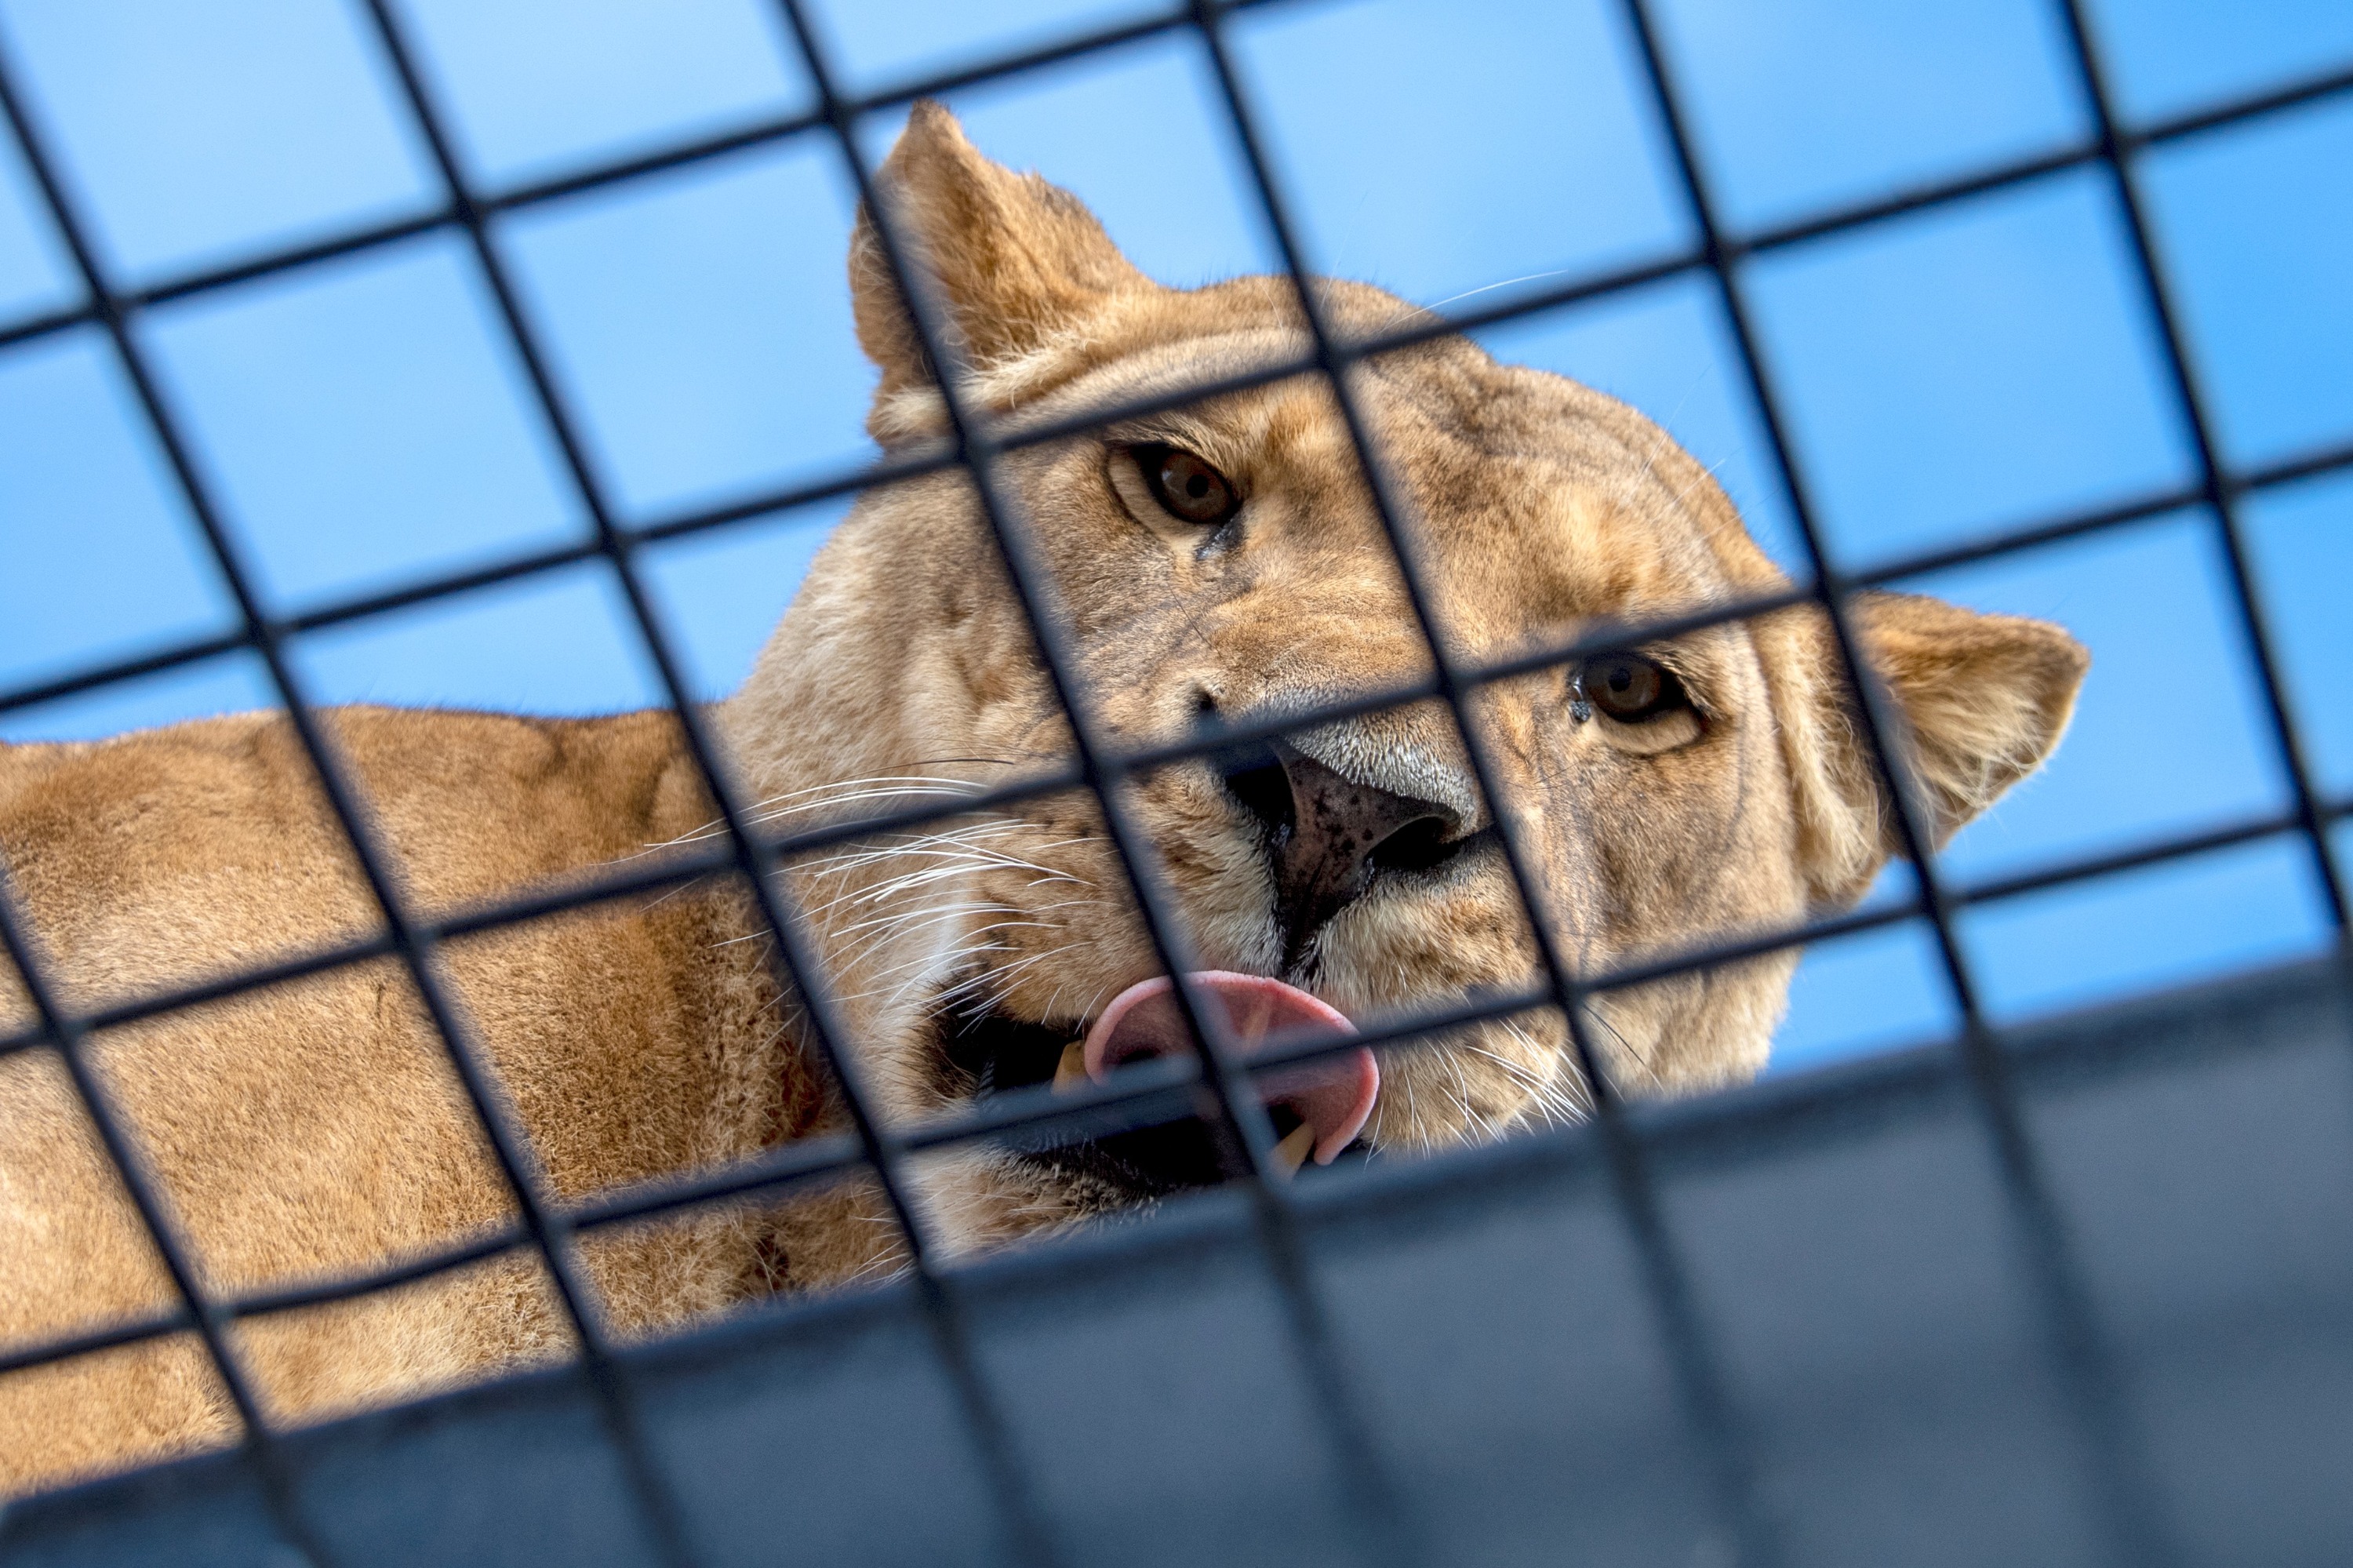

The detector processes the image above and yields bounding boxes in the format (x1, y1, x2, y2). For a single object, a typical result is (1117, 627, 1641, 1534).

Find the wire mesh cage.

(1, 2, 2349, 1566)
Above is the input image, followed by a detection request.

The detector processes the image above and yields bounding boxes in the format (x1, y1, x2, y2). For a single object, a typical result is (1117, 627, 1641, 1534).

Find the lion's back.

(0, 705, 756, 1497)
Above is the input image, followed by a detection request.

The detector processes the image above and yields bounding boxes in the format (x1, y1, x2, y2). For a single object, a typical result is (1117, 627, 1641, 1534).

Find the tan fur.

(0, 104, 2087, 1497)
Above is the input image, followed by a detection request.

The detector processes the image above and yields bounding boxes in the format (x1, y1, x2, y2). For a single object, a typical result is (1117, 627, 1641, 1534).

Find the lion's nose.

(1220, 746, 1464, 970)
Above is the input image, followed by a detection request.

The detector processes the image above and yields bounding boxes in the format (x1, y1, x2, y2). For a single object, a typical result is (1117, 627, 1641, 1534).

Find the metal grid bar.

(2, 664, 2344, 1080)
(357, 5, 1067, 1563)
(1617, 7, 2181, 1566)
(9, 790, 2350, 1390)
(0, 40, 697, 1568)
(1178, 9, 1789, 1558)
(1608, 3, 2353, 1563)
(7, 294, 2348, 733)
(0, 0, 2345, 1560)
(2049, 0, 2349, 930)
(2, 20, 2347, 361)
(765, 6, 1424, 1562)
(0, 868, 335, 1564)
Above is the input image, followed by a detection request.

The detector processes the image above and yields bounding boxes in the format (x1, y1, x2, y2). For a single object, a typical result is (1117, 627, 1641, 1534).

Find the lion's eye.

(1137, 444, 1239, 527)
(1580, 653, 1688, 722)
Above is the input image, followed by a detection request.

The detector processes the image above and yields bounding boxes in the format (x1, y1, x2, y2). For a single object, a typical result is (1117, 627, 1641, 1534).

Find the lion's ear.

(1762, 591, 2089, 908)
(849, 100, 1148, 406)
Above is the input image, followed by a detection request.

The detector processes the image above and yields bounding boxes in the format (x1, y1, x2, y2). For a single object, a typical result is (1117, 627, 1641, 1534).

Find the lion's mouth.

(942, 973, 1380, 1200)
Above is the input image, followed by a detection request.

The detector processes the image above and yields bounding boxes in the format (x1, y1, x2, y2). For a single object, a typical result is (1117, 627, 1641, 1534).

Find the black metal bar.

(0, 631, 254, 721)
(1178, 7, 1787, 1562)
(0, 2, 1240, 351)
(1731, 53, 2353, 256)
(12, 774, 2344, 1382)
(1615, 5, 2188, 1566)
(128, 209, 455, 310)
(0, 1305, 193, 1381)
(1738, 141, 2104, 257)
(2, 31, 2345, 395)
(2246, 431, 2353, 493)
(0, 910, 334, 1568)
(226, 1229, 530, 1322)
(2131, 56, 2353, 147)
(0, 846, 736, 1067)
(1960, 809, 2297, 906)
(766, 3, 1444, 1562)
(10, 743, 2337, 1173)
(2051, 0, 2348, 933)
(562, 1131, 868, 1234)
(347, 7, 1077, 1566)
(7, 396, 2348, 742)
(0, 38, 696, 1568)
(0, 298, 84, 351)
(0, 91, 358, 1568)
(14, 406, 2352, 762)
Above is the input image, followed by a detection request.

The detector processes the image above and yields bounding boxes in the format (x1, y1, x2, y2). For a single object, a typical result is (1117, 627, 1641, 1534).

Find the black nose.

(1219, 745, 1463, 970)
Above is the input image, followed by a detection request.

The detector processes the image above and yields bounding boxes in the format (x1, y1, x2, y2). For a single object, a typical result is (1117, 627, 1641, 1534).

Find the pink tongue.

(1082, 972, 1379, 1166)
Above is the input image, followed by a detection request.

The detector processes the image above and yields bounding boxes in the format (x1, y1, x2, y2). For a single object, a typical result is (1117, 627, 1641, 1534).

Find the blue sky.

(0, 0, 2348, 1075)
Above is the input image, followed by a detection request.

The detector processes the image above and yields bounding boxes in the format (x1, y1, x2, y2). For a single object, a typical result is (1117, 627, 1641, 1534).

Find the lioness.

(0, 104, 2086, 1497)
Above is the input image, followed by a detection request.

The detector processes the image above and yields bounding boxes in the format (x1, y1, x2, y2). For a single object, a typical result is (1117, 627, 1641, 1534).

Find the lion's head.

(719, 105, 2086, 1256)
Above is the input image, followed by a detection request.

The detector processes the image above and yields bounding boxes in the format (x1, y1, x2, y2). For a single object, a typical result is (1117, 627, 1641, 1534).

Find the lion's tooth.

(1051, 1041, 1088, 1093)
(1270, 1121, 1317, 1178)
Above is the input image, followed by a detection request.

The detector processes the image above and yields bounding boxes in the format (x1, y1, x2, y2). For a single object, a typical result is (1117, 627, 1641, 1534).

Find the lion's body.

(0, 708, 828, 1490)
(0, 104, 2088, 1497)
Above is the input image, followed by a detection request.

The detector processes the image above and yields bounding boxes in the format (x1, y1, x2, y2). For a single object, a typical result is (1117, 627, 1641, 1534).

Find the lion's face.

(722, 105, 2087, 1253)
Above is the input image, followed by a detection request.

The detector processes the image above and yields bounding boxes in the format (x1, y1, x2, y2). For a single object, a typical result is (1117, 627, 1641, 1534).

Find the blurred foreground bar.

(5, 953, 2351, 1568)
